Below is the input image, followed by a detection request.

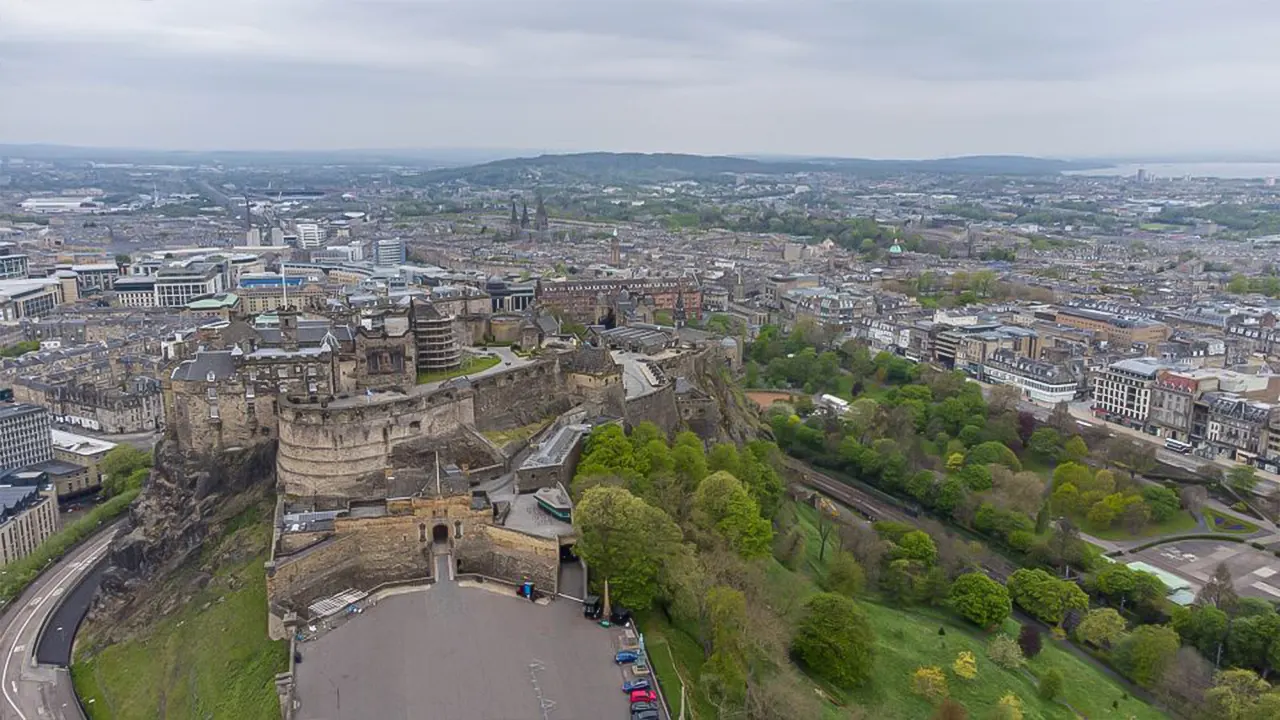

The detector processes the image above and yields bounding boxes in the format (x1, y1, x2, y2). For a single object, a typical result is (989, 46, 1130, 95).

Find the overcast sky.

(2, 0, 1278, 159)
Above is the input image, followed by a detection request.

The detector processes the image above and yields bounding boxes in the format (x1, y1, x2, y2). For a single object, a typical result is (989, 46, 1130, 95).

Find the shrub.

(911, 665, 949, 703)
(948, 573, 1011, 629)
(1017, 624, 1042, 659)
(791, 593, 875, 688)
(1038, 668, 1064, 700)
(987, 634, 1025, 669)
(952, 651, 977, 681)
(993, 693, 1024, 720)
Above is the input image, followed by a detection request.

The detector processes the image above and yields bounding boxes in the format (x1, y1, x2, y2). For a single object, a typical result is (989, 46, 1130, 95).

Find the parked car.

(631, 707, 660, 720)
(621, 678, 651, 693)
(629, 689, 657, 704)
(630, 702, 656, 713)
(614, 649, 640, 664)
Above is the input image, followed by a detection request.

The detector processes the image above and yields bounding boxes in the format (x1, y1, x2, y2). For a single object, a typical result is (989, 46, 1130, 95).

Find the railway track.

(780, 456, 1019, 582)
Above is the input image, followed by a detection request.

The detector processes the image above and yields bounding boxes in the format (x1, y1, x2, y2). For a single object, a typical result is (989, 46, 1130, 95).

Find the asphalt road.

(0, 528, 117, 720)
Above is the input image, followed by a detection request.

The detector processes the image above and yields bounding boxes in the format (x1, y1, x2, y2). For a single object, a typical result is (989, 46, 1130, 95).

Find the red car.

(629, 689, 657, 704)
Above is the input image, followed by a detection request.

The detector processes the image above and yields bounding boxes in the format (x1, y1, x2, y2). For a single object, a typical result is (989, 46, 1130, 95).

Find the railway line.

(779, 456, 1019, 582)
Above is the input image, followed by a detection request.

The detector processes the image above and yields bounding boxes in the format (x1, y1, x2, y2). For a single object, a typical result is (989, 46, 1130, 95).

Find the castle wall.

(624, 383, 680, 435)
(455, 524, 560, 593)
(469, 359, 571, 431)
(276, 389, 475, 497)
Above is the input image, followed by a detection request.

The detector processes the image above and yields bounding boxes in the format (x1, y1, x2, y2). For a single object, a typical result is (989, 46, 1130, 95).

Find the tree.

(1116, 624, 1181, 688)
(1052, 461, 1093, 490)
(1062, 435, 1089, 463)
(573, 487, 683, 611)
(1204, 668, 1273, 720)
(1197, 563, 1240, 614)
(948, 573, 1011, 629)
(1142, 484, 1181, 522)
(100, 446, 152, 496)
(826, 552, 865, 598)
(707, 443, 742, 477)
(1017, 624, 1043, 659)
(1172, 604, 1229, 659)
(894, 530, 938, 565)
(1028, 427, 1063, 459)
(1048, 401, 1072, 433)
(691, 471, 774, 558)
(966, 441, 1021, 471)
(1180, 485, 1209, 513)
(791, 593, 875, 688)
(987, 634, 1025, 669)
(1007, 568, 1089, 626)
(1075, 608, 1128, 648)
(911, 665, 949, 703)
(1038, 668, 1064, 700)
(1228, 465, 1259, 495)
(952, 651, 977, 681)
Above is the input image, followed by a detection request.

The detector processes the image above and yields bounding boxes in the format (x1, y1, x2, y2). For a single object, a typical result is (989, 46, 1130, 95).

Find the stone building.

(536, 277, 701, 324)
(165, 307, 420, 453)
(0, 484, 58, 566)
(45, 378, 165, 434)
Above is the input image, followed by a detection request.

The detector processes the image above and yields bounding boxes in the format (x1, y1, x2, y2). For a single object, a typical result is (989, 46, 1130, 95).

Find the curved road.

(0, 528, 117, 720)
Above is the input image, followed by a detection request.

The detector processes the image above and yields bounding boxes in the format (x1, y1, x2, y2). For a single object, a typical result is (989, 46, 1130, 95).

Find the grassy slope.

(71, 505, 287, 720)
(644, 499, 1167, 719)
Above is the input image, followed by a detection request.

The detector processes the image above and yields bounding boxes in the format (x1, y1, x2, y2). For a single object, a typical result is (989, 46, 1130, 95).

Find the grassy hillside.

(71, 503, 287, 720)
(641, 499, 1167, 719)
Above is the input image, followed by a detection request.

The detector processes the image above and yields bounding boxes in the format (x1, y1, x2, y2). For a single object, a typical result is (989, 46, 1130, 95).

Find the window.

(209, 404, 219, 419)
(453, 521, 463, 539)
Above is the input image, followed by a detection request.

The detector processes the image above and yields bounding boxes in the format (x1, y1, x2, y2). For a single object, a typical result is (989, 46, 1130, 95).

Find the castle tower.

(610, 229, 621, 266)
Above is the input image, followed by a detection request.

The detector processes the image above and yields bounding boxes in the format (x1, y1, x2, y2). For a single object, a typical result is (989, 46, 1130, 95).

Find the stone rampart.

(455, 524, 560, 593)
(277, 388, 475, 497)
(624, 383, 680, 435)
(469, 358, 570, 431)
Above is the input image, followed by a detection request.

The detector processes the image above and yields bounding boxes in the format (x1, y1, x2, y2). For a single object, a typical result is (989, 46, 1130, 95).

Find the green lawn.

(416, 354, 501, 384)
(1204, 508, 1260, 534)
(72, 506, 288, 720)
(1084, 510, 1199, 541)
(481, 418, 554, 447)
(850, 603, 1164, 720)
(763, 500, 1169, 719)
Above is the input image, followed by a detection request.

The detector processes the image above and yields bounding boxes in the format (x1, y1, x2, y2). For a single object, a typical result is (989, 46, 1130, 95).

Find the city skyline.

(3, 0, 1280, 158)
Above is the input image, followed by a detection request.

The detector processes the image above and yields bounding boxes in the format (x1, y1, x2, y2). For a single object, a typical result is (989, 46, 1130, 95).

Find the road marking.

(10, 646, 21, 654)
(2, 531, 116, 720)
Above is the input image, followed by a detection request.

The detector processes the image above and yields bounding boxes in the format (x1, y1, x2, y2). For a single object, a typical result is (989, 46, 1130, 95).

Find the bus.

(1164, 438, 1193, 454)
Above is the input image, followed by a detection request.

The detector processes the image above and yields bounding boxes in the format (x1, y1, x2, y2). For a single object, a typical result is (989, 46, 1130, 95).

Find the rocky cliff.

(86, 440, 277, 643)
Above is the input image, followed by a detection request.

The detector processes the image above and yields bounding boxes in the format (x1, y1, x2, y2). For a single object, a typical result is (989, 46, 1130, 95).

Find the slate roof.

(170, 350, 237, 381)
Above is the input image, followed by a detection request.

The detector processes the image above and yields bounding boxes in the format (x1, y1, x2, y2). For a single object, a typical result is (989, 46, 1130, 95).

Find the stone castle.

(160, 301, 738, 638)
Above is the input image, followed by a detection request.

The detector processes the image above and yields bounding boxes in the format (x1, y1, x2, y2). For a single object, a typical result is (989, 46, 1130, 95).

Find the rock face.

(89, 440, 277, 639)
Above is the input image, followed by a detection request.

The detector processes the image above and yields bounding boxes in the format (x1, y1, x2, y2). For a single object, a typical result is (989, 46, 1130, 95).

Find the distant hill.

(0, 144, 1107, 178)
(420, 152, 1108, 185)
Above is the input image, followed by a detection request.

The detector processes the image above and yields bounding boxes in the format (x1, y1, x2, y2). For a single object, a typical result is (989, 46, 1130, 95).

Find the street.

(0, 528, 118, 720)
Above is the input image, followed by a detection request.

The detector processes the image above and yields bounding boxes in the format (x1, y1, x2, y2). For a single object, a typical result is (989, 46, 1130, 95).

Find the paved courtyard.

(294, 572, 634, 720)
(1128, 539, 1280, 601)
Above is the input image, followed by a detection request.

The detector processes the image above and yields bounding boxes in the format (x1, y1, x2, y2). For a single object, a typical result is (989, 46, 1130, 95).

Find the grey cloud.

(1, 0, 1278, 156)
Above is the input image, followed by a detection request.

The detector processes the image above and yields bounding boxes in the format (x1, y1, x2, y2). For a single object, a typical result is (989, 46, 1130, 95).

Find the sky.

(2, 0, 1279, 159)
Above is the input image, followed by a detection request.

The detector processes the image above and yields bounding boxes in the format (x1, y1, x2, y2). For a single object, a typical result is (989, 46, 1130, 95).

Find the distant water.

(1068, 162, 1280, 179)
